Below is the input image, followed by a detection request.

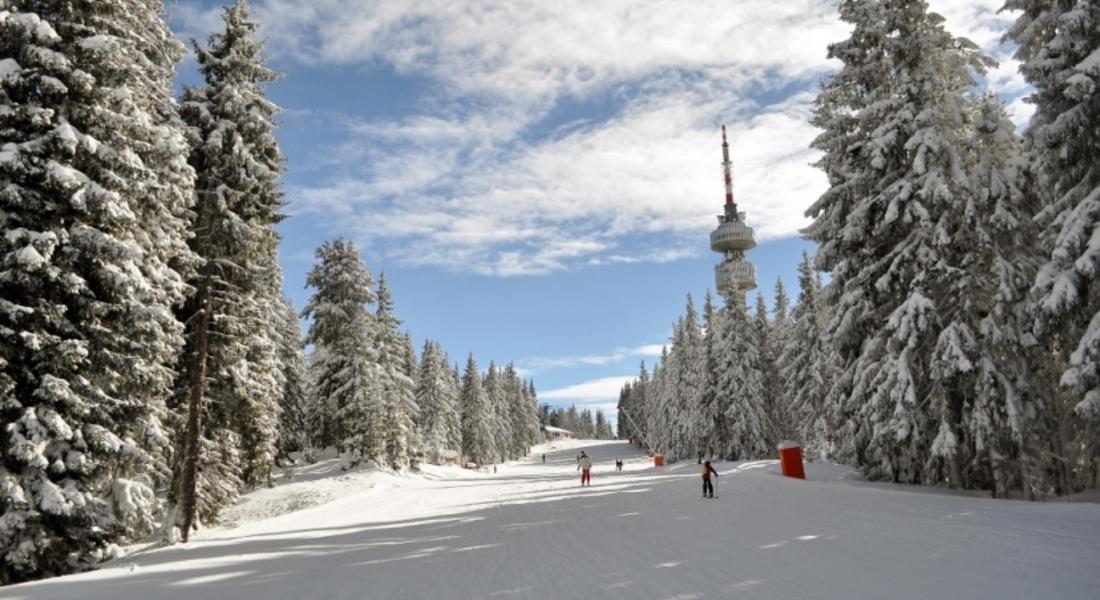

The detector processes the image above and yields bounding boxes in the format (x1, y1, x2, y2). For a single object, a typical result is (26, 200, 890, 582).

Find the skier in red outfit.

(578, 451, 592, 486)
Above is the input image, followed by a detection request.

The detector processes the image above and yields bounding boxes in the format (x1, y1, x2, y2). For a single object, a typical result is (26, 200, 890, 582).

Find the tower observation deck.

(711, 125, 757, 300)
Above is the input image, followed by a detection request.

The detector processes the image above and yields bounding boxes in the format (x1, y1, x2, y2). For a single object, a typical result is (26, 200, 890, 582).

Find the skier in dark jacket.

(701, 461, 718, 498)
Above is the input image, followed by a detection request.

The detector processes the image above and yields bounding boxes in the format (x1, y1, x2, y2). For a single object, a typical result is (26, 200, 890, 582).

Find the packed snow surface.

(7, 440, 1099, 599)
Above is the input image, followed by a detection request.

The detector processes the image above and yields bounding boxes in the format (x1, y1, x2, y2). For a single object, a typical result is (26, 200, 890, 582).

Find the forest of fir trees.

(539, 404, 616, 440)
(0, 0, 543, 584)
(618, 0, 1100, 501)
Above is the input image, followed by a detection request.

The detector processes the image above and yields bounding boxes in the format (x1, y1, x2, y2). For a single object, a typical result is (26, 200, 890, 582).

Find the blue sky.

(169, 0, 1031, 428)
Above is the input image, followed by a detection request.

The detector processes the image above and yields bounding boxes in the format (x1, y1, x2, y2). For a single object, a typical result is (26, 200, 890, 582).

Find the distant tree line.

(539, 404, 615, 440)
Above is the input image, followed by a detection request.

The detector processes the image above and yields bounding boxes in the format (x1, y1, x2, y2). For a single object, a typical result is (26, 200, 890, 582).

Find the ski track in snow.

(5, 440, 1099, 600)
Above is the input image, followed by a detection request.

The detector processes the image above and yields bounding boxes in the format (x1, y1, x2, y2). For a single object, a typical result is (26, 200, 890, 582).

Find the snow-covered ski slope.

(7, 440, 1099, 600)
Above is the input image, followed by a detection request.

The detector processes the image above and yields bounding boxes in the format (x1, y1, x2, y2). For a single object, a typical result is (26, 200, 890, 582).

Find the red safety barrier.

(778, 441, 805, 479)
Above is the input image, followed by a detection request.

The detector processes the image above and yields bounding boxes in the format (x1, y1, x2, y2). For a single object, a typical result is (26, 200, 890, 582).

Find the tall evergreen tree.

(401, 333, 418, 380)
(773, 277, 791, 323)
(502, 364, 529, 458)
(947, 96, 1046, 496)
(779, 253, 837, 460)
(170, 0, 286, 539)
(806, 0, 1008, 486)
(460, 355, 493, 464)
(276, 297, 307, 459)
(416, 340, 460, 463)
(302, 239, 380, 461)
(594, 410, 613, 439)
(0, 1, 196, 580)
(448, 354, 465, 452)
(753, 293, 780, 445)
(486, 363, 510, 460)
(629, 362, 650, 447)
(770, 279, 794, 440)
(657, 295, 705, 460)
(646, 351, 667, 453)
(697, 291, 724, 458)
(375, 273, 418, 469)
(524, 381, 543, 448)
(715, 294, 771, 459)
(1006, 0, 1100, 492)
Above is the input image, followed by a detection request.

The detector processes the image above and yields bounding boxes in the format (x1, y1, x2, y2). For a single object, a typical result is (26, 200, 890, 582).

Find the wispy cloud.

(523, 344, 663, 372)
(540, 376, 636, 402)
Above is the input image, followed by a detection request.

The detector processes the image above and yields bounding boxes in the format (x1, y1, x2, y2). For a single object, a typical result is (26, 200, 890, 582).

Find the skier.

(701, 460, 718, 498)
(578, 451, 592, 486)
(542, 454, 546, 463)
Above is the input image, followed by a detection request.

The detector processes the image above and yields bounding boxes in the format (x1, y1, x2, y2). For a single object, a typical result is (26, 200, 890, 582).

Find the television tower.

(710, 125, 757, 301)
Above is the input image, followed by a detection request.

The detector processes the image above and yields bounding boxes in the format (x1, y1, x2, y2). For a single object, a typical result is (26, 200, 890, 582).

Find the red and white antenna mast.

(721, 124, 734, 208)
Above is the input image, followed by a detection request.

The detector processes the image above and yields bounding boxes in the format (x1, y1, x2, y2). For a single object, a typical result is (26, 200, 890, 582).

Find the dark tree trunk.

(178, 281, 212, 543)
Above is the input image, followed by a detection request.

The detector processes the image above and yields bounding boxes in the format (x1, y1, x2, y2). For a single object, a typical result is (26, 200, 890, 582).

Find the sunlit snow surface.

(8, 440, 1099, 599)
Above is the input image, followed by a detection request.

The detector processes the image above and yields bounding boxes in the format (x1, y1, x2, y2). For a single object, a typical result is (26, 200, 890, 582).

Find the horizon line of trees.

(619, 0, 1099, 501)
(539, 404, 615, 440)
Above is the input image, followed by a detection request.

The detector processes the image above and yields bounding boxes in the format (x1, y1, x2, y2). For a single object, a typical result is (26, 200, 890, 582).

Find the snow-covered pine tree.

(235, 264, 284, 489)
(578, 408, 595, 438)
(461, 355, 494, 465)
(448, 355, 465, 453)
(481, 362, 506, 462)
(0, 1, 196, 580)
(526, 381, 541, 448)
(806, 0, 998, 485)
(302, 239, 381, 462)
(779, 252, 837, 461)
(276, 297, 307, 459)
(416, 341, 459, 463)
(503, 364, 528, 458)
(715, 294, 771, 460)
(941, 95, 1046, 496)
(770, 279, 794, 440)
(626, 362, 650, 447)
(617, 382, 633, 440)
(697, 291, 724, 458)
(170, 0, 287, 538)
(375, 273, 418, 469)
(651, 338, 676, 457)
(645, 350, 667, 454)
(656, 295, 704, 460)
(402, 333, 418, 380)
(594, 410, 613, 439)
(524, 380, 543, 448)
(1006, 0, 1100, 492)
(753, 293, 780, 446)
(774, 278, 791, 323)
(679, 296, 706, 460)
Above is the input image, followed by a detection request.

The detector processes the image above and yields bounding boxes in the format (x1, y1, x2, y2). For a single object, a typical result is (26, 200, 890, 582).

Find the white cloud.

(290, 88, 827, 276)
(540, 376, 636, 401)
(175, 1, 1034, 276)
(930, 0, 1016, 49)
(523, 344, 664, 372)
(249, 0, 847, 98)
